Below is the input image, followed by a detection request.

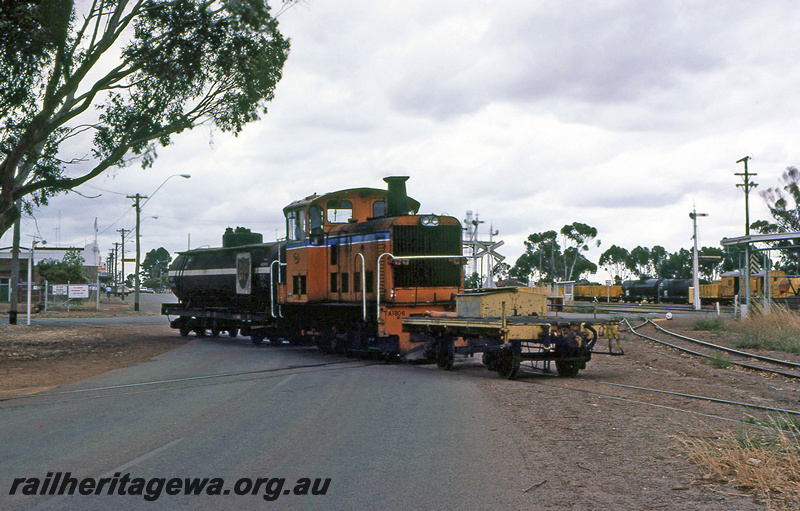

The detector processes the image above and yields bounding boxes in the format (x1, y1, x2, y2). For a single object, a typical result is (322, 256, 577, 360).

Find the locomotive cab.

(280, 177, 464, 355)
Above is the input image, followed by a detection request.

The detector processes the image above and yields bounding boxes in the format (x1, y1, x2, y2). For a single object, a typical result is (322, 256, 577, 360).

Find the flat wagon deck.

(403, 310, 620, 379)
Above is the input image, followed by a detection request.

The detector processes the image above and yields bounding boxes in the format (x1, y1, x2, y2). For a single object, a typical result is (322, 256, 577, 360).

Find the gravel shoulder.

(477, 316, 799, 509)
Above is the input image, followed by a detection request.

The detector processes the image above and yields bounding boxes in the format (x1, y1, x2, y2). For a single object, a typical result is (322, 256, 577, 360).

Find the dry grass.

(680, 421, 800, 508)
(732, 306, 800, 354)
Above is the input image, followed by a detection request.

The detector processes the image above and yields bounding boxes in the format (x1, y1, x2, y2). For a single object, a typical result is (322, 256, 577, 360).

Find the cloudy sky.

(4, 0, 800, 281)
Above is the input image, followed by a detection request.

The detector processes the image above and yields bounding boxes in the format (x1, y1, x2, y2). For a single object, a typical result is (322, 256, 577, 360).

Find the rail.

(622, 318, 800, 379)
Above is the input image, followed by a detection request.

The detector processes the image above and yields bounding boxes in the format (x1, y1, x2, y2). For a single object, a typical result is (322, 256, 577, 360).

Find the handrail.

(356, 253, 366, 322)
(376, 253, 464, 325)
(270, 259, 279, 318)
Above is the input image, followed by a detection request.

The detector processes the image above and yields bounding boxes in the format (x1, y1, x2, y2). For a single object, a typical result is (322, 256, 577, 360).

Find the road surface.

(1, 335, 537, 510)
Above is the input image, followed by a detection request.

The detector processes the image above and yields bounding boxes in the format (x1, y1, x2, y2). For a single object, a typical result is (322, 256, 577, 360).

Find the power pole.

(112, 243, 120, 290)
(735, 156, 758, 316)
(690, 205, 708, 311)
(127, 194, 147, 312)
(117, 228, 129, 298)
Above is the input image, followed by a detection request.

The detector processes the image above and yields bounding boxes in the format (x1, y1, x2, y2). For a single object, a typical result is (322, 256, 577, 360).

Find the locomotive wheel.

(179, 321, 191, 337)
(210, 329, 220, 337)
(496, 349, 520, 379)
(228, 328, 239, 338)
(194, 328, 206, 338)
(251, 332, 264, 345)
(436, 339, 455, 370)
(555, 360, 580, 377)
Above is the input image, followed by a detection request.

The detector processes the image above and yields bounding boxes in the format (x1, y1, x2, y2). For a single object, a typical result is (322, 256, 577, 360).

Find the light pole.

(690, 206, 708, 311)
(130, 174, 190, 311)
(26, 236, 46, 325)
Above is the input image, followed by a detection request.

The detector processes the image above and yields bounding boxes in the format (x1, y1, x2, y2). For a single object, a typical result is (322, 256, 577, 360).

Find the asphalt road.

(1, 334, 537, 510)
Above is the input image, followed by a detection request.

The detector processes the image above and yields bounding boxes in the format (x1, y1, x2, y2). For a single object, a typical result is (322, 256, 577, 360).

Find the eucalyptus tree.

(0, 0, 292, 235)
(752, 166, 800, 273)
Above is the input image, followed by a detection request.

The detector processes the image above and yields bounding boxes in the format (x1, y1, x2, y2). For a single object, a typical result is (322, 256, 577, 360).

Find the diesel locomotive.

(163, 177, 465, 358)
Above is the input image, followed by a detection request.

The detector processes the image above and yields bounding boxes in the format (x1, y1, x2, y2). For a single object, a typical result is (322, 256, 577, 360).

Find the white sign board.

(52, 285, 68, 295)
(68, 285, 90, 298)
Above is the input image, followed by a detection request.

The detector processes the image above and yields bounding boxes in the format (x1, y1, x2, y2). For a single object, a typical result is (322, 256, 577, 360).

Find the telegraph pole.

(127, 194, 147, 312)
(735, 156, 758, 316)
(690, 205, 708, 311)
(117, 229, 129, 298)
(112, 243, 120, 290)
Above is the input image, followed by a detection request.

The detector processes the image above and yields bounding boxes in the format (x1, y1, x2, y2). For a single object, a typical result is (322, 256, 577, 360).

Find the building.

(0, 243, 100, 302)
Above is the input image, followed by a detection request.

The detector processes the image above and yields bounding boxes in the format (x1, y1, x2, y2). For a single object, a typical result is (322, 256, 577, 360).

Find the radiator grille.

(392, 224, 462, 288)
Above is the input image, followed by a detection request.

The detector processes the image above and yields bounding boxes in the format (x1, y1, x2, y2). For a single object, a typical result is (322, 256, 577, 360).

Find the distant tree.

(660, 248, 692, 279)
(491, 262, 511, 281)
(142, 247, 171, 280)
(698, 246, 724, 281)
(142, 276, 163, 290)
(0, 0, 292, 237)
(628, 246, 651, 277)
(464, 272, 482, 289)
(559, 222, 600, 281)
(511, 230, 560, 283)
(751, 166, 800, 273)
(511, 223, 599, 282)
(37, 249, 89, 283)
(650, 246, 668, 277)
(599, 245, 631, 283)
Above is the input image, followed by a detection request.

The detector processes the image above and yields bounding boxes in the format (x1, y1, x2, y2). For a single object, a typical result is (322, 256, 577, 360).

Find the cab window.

(327, 200, 353, 223)
(286, 209, 306, 241)
(309, 205, 323, 233)
(372, 200, 386, 218)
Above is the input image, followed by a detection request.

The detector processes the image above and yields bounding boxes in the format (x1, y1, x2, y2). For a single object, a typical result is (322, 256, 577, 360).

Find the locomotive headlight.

(420, 215, 439, 226)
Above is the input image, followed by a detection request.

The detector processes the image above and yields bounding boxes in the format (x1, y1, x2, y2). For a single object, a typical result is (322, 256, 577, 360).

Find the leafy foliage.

(598, 245, 631, 284)
(0, 0, 292, 235)
(464, 272, 482, 289)
(142, 247, 170, 280)
(751, 167, 800, 273)
(37, 249, 89, 283)
(510, 223, 599, 283)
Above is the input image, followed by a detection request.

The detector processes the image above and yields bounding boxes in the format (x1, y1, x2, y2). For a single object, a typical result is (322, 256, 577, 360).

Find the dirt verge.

(0, 322, 189, 399)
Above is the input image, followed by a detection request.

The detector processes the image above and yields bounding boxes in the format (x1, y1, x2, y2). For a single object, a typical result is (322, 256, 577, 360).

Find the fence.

(44, 282, 100, 312)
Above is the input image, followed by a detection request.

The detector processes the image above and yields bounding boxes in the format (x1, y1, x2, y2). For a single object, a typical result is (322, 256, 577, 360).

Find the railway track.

(621, 318, 800, 379)
(571, 301, 735, 316)
(0, 359, 377, 409)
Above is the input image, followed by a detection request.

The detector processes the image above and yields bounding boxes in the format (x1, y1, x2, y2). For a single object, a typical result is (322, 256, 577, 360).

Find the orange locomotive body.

(278, 177, 463, 356)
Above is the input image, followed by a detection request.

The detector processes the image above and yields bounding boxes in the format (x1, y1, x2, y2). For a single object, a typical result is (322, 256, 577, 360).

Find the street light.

(130, 174, 190, 312)
(690, 206, 708, 311)
(26, 236, 46, 325)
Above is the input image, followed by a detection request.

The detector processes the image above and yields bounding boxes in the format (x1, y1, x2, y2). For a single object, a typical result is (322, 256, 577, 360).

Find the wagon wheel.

(210, 329, 220, 337)
(251, 332, 264, 345)
(555, 360, 580, 377)
(179, 320, 191, 337)
(496, 348, 521, 379)
(194, 328, 206, 338)
(228, 328, 239, 338)
(482, 351, 498, 371)
(436, 337, 455, 370)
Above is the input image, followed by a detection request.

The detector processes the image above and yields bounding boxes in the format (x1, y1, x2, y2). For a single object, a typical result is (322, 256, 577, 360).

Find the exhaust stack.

(384, 176, 410, 217)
